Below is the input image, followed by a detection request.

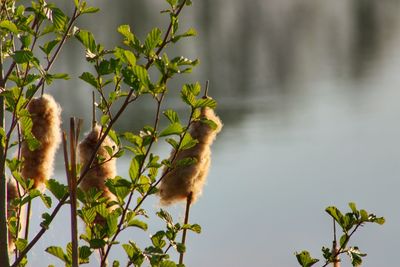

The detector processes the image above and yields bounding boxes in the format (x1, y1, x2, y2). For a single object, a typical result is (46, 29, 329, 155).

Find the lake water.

(26, 1, 400, 266)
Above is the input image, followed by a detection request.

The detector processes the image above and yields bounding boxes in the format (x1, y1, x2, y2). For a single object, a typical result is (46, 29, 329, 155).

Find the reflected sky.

(26, 0, 400, 266)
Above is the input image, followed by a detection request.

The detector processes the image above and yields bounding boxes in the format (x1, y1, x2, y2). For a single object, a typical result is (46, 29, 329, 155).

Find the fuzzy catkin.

(21, 94, 62, 190)
(78, 125, 117, 200)
(158, 107, 222, 205)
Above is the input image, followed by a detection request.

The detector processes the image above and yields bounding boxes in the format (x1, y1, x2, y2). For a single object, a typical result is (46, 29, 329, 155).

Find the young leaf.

(145, 28, 162, 52)
(75, 29, 97, 53)
(46, 179, 68, 200)
(0, 20, 19, 34)
(12, 50, 34, 64)
(46, 246, 70, 264)
(50, 8, 68, 31)
(159, 122, 183, 137)
(295, 251, 319, 267)
(79, 72, 99, 88)
(163, 109, 180, 123)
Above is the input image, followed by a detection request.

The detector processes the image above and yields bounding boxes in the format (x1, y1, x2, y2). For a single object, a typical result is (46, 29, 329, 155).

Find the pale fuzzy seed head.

(158, 107, 222, 205)
(21, 94, 62, 189)
(7, 179, 26, 252)
(78, 125, 117, 201)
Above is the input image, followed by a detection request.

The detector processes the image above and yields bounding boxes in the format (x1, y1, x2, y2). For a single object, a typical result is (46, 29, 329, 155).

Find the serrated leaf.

(79, 246, 92, 263)
(145, 28, 162, 52)
(51, 8, 68, 31)
(195, 98, 217, 109)
(46, 246, 70, 264)
(12, 50, 34, 64)
(46, 179, 67, 200)
(163, 109, 180, 123)
(15, 238, 28, 251)
(295, 251, 319, 267)
(180, 133, 198, 150)
(159, 123, 183, 137)
(133, 65, 150, 87)
(40, 194, 52, 208)
(75, 29, 97, 53)
(79, 72, 98, 88)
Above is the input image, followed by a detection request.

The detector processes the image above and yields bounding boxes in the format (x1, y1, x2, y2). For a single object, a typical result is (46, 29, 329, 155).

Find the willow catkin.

(78, 125, 117, 201)
(21, 94, 62, 190)
(158, 107, 223, 205)
(7, 179, 25, 252)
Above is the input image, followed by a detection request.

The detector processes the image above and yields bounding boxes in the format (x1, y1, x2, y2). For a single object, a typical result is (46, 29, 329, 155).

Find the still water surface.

(27, 1, 400, 266)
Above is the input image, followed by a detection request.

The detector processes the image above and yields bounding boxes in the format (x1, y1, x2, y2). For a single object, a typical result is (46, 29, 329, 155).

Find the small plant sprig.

(296, 202, 385, 267)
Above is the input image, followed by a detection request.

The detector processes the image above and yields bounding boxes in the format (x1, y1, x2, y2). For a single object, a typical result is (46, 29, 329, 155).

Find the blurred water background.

(27, 0, 400, 266)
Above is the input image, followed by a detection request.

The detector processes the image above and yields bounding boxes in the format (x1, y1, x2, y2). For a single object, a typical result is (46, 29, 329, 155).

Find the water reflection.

(29, 1, 400, 266)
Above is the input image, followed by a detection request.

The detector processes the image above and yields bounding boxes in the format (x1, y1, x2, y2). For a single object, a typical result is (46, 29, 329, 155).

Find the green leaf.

(151, 231, 166, 248)
(183, 82, 201, 96)
(0, 20, 18, 34)
(349, 202, 357, 214)
(325, 206, 344, 227)
(107, 213, 119, 236)
(51, 73, 70, 80)
(200, 118, 218, 130)
(133, 65, 150, 88)
(127, 219, 148, 231)
(12, 50, 34, 64)
(373, 217, 385, 225)
(160, 261, 177, 267)
(81, 7, 100, 14)
(163, 109, 180, 124)
(79, 72, 99, 88)
(46, 246, 70, 264)
(89, 239, 106, 249)
(40, 194, 52, 208)
(295, 251, 319, 267)
(78, 246, 92, 263)
(75, 29, 97, 53)
(171, 28, 197, 43)
(180, 133, 198, 150)
(182, 223, 201, 234)
(159, 122, 183, 137)
(80, 208, 96, 224)
(46, 179, 68, 200)
(123, 132, 142, 147)
(124, 50, 136, 66)
(15, 238, 28, 251)
(195, 98, 217, 109)
(51, 8, 68, 31)
(166, 0, 178, 7)
(129, 156, 141, 182)
(166, 138, 179, 149)
(176, 157, 197, 167)
(117, 25, 134, 41)
(157, 209, 173, 226)
(145, 28, 162, 52)
(360, 209, 368, 221)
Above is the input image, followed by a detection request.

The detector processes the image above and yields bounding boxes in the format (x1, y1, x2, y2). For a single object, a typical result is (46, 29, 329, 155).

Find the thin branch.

(92, 92, 96, 130)
(179, 192, 193, 265)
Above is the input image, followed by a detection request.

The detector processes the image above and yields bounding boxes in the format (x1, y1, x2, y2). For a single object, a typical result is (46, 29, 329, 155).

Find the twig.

(68, 118, 79, 267)
(92, 92, 96, 130)
(179, 192, 193, 265)
(203, 80, 209, 98)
